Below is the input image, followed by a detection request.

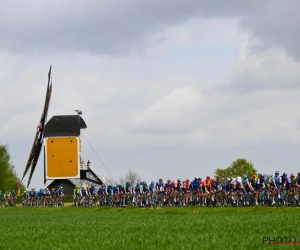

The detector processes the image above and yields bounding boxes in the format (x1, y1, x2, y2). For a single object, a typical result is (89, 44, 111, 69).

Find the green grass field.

(0, 207, 299, 250)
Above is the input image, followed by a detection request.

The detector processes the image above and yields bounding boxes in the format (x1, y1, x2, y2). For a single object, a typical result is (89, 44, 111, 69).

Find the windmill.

(21, 66, 107, 188)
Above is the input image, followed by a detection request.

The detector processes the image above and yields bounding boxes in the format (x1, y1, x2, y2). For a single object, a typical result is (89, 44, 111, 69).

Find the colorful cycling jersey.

(74, 188, 81, 195)
(211, 181, 221, 191)
(81, 188, 87, 196)
(22, 192, 28, 198)
(44, 190, 50, 196)
(274, 176, 282, 186)
(134, 184, 142, 194)
(143, 184, 149, 192)
(113, 186, 119, 194)
(37, 190, 44, 198)
(280, 177, 290, 189)
(124, 183, 132, 192)
(256, 178, 266, 189)
(268, 176, 275, 185)
(222, 180, 231, 191)
(156, 182, 164, 192)
(164, 182, 172, 192)
(176, 184, 183, 192)
(241, 178, 250, 188)
(106, 186, 112, 195)
(191, 180, 201, 191)
(148, 184, 156, 192)
(56, 189, 64, 196)
(119, 185, 125, 193)
(89, 187, 96, 196)
(29, 190, 36, 198)
(231, 178, 242, 188)
(99, 186, 107, 196)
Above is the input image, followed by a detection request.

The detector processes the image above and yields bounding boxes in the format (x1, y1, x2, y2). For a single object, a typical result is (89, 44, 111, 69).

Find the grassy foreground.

(0, 206, 299, 250)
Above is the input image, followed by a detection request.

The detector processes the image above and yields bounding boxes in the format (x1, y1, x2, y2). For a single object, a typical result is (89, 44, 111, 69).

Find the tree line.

(0, 142, 25, 192)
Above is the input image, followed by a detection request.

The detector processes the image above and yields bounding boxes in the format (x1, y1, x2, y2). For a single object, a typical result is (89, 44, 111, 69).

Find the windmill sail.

(22, 66, 53, 187)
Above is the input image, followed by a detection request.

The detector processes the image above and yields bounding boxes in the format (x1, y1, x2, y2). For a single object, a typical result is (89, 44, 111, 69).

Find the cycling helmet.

(258, 173, 262, 178)
(177, 178, 181, 182)
(60, 186, 63, 189)
(137, 182, 140, 185)
(252, 175, 256, 179)
(194, 177, 198, 180)
(298, 172, 300, 176)
(182, 180, 186, 183)
(290, 173, 295, 176)
(243, 174, 247, 179)
(275, 171, 279, 175)
(206, 176, 210, 179)
(227, 178, 231, 181)
(40, 189, 43, 192)
(198, 177, 202, 180)
(186, 179, 190, 182)
(210, 177, 215, 182)
(283, 172, 287, 176)
(52, 188, 55, 190)
(151, 181, 155, 185)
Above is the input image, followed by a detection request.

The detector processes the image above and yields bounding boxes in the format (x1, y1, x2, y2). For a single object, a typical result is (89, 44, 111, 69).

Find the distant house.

(46, 179, 76, 195)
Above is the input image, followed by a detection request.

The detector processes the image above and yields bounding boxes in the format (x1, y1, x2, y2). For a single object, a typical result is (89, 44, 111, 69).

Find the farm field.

(0, 207, 299, 250)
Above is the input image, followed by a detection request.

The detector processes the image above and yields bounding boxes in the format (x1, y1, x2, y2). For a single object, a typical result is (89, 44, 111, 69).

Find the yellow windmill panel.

(45, 137, 79, 178)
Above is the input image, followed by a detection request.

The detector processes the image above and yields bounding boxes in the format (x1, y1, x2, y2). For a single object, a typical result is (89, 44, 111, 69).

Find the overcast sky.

(1, 1, 300, 188)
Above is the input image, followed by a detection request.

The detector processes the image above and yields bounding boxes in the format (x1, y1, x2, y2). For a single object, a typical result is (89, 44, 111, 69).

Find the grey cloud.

(1, 1, 299, 59)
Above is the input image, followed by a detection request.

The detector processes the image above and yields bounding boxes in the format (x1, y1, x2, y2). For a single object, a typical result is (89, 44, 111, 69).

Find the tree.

(0, 142, 25, 192)
(214, 158, 258, 181)
(119, 170, 141, 186)
(105, 177, 117, 186)
(105, 170, 141, 186)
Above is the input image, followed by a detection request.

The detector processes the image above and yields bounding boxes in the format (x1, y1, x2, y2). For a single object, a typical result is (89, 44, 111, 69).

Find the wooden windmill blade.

(22, 66, 52, 184)
(21, 131, 39, 181)
(27, 138, 43, 187)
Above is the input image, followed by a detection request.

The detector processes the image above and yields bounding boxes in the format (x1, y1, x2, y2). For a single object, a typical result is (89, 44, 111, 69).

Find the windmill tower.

(22, 67, 107, 188)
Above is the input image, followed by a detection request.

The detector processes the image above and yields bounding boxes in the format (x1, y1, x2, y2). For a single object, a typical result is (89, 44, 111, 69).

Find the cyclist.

(73, 186, 81, 206)
(36, 189, 44, 206)
(28, 188, 36, 206)
(133, 182, 142, 206)
(97, 184, 107, 206)
(241, 174, 254, 205)
(80, 185, 87, 206)
(3, 191, 10, 206)
(231, 177, 242, 204)
(50, 188, 56, 204)
(148, 181, 156, 205)
(56, 186, 64, 206)
(254, 174, 266, 205)
(10, 190, 17, 203)
(270, 171, 282, 206)
(43, 188, 50, 206)
(118, 183, 126, 207)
